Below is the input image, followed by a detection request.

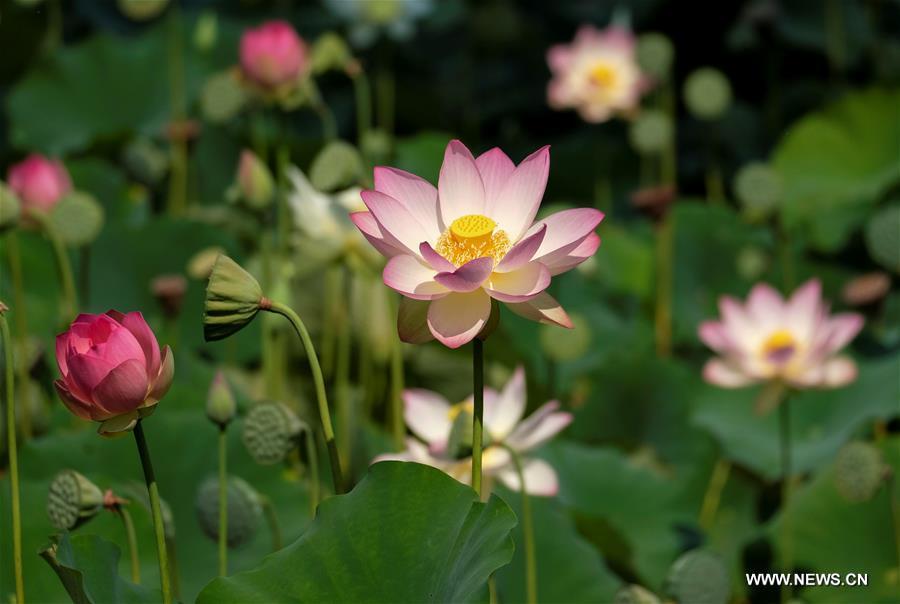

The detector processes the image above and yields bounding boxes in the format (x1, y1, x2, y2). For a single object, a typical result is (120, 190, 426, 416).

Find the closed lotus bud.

(664, 550, 729, 604)
(683, 68, 732, 120)
(151, 274, 188, 319)
(237, 150, 274, 210)
(206, 371, 237, 428)
(7, 153, 72, 215)
(203, 255, 264, 342)
(47, 470, 105, 530)
(833, 441, 886, 503)
(311, 32, 352, 74)
(195, 476, 262, 548)
(0, 182, 21, 232)
(242, 401, 304, 465)
(240, 20, 308, 90)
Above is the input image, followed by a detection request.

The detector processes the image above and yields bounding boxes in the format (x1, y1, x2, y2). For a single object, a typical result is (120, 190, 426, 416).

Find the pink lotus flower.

(7, 153, 72, 213)
(351, 140, 603, 348)
(546, 25, 646, 123)
(240, 20, 308, 89)
(699, 279, 864, 389)
(376, 367, 572, 496)
(55, 311, 174, 435)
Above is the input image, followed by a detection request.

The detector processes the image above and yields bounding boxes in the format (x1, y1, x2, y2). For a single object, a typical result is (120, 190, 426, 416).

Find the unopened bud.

(242, 401, 304, 465)
(0, 183, 21, 232)
(311, 32, 352, 74)
(203, 255, 263, 342)
(47, 470, 104, 530)
(206, 371, 237, 428)
(237, 150, 274, 210)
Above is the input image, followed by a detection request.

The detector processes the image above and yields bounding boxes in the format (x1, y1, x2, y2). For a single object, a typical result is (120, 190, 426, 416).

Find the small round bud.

(614, 584, 661, 604)
(628, 110, 673, 155)
(47, 470, 104, 531)
(237, 150, 275, 210)
(311, 32, 352, 74)
(47, 192, 105, 247)
(195, 476, 262, 548)
(540, 313, 591, 362)
(734, 162, 782, 220)
(206, 371, 237, 428)
(242, 401, 305, 465)
(865, 206, 900, 274)
(833, 441, 886, 503)
(203, 255, 263, 342)
(683, 68, 732, 120)
(664, 549, 729, 604)
(0, 182, 22, 233)
(636, 33, 674, 81)
(151, 274, 188, 319)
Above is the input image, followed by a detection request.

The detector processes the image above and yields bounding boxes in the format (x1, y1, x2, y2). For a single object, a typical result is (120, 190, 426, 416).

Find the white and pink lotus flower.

(351, 140, 603, 348)
(376, 367, 571, 496)
(699, 279, 864, 389)
(546, 25, 647, 123)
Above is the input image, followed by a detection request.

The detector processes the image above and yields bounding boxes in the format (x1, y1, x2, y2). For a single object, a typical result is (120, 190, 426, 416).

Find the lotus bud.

(613, 584, 661, 604)
(206, 371, 237, 428)
(540, 313, 591, 361)
(0, 182, 21, 232)
(203, 255, 264, 342)
(194, 11, 218, 52)
(833, 441, 886, 503)
(47, 470, 105, 531)
(664, 550, 729, 604)
(734, 162, 782, 221)
(151, 273, 188, 319)
(628, 109, 672, 155)
(242, 401, 304, 465)
(237, 150, 274, 210)
(195, 476, 262, 548)
(636, 33, 674, 81)
(311, 32, 352, 74)
(683, 68, 732, 120)
(865, 206, 900, 274)
(446, 406, 474, 458)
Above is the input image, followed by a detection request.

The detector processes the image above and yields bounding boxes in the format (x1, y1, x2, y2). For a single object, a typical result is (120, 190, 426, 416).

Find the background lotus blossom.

(352, 140, 603, 348)
(699, 279, 864, 389)
(7, 153, 72, 213)
(377, 367, 572, 495)
(547, 25, 647, 123)
(55, 311, 174, 435)
(240, 20, 307, 89)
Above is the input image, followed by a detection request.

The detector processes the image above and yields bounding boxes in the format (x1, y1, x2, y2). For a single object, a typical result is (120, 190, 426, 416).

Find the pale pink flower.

(699, 279, 864, 389)
(351, 140, 603, 348)
(7, 153, 72, 213)
(376, 367, 572, 496)
(546, 25, 646, 123)
(240, 20, 307, 89)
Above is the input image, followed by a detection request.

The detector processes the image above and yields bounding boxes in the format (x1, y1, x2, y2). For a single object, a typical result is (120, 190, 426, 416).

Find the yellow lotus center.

(447, 399, 474, 421)
(589, 63, 617, 88)
(761, 329, 797, 364)
(436, 214, 511, 267)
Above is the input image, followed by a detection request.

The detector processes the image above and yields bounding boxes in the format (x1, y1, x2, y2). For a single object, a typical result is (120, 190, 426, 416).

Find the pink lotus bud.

(54, 311, 174, 436)
(240, 20, 307, 89)
(237, 150, 274, 209)
(7, 153, 72, 213)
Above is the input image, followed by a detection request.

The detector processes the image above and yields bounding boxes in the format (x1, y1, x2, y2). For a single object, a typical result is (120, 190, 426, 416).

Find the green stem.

(320, 266, 342, 379)
(389, 321, 405, 451)
(79, 245, 91, 311)
(502, 444, 537, 604)
(133, 421, 172, 604)
(275, 143, 291, 255)
(335, 294, 352, 476)
(654, 216, 673, 357)
(471, 338, 484, 497)
(308, 81, 338, 141)
(33, 213, 78, 323)
(779, 396, 793, 604)
(303, 430, 320, 516)
(1, 315, 24, 604)
(699, 458, 732, 531)
(260, 497, 283, 551)
(6, 233, 32, 439)
(265, 301, 345, 493)
(217, 428, 228, 577)
(166, 537, 181, 601)
(117, 506, 141, 584)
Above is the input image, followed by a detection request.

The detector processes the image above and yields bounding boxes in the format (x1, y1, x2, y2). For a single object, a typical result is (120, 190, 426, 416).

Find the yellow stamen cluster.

(436, 214, 510, 267)
(761, 329, 796, 361)
(589, 63, 617, 88)
(447, 399, 474, 421)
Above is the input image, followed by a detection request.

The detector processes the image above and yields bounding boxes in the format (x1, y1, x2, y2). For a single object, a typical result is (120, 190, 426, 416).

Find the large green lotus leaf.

(768, 438, 900, 603)
(494, 488, 622, 603)
(40, 533, 161, 604)
(196, 461, 517, 604)
(772, 88, 900, 251)
(693, 354, 900, 480)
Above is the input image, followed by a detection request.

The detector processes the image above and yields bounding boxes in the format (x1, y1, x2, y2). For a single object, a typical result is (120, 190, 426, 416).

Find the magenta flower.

(699, 279, 864, 389)
(7, 153, 72, 213)
(240, 20, 308, 90)
(546, 25, 646, 123)
(55, 311, 174, 435)
(351, 140, 603, 348)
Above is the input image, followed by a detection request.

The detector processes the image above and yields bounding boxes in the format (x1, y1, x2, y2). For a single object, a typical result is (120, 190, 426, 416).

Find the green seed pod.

(310, 140, 364, 192)
(206, 371, 237, 428)
(539, 313, 591, 362)
(683, 68, 732, 120)
(195, 476, 262, 548)
(864, 205, 900, 274)
(628, 109, 673, 155)
(833, 441, 886, 503)
(664, 549, 729, 604)
(311, 32, 352, 74)
(446, 406, 474, 459)
(614, 584, 662, 604)
(47, 192, 105, 248)
(201, 70, 249, 124)
(242, 401, 304, 465)
(636, 33, 674, 81)
(0, 182, 21, 233)
(734, 162, 782, 220)
(47, 470, 104, 531)
(203, 255, 263, 342)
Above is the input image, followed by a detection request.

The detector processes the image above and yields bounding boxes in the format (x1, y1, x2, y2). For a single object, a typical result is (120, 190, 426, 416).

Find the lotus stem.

(502, 444, 537, 604)
(1, 314, 24, 604)
(699, 458, 732, 531)
(275, 143, 291, 255)
(133, 421, 172, 604)
(260, 496, 283, 551)
(117, 506, 141, 584)
(218, 427, 228, 577)
(779, 396, 793, 604)
(303, 429, 320, 516)
(32, 212, 78, 323)
(335, 302, 351, 476)
(390, 295, 405, 450)
(654, 216, 673, 357)
(471, 338, 484, 497)
(5, 233, 32, 438)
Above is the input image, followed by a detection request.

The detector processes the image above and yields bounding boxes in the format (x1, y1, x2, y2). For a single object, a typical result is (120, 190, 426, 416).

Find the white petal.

(438, 140, 485, 227)
(506, 402, 572, 451)
(495, 458, 559, 496)
(403, 389, 452, 451)
(484, 366, 526, 440)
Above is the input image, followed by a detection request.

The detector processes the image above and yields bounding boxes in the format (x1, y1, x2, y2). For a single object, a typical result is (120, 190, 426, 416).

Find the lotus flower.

(240, 20, 307, 90)
(351, 140, 603, 348)
(7, 153, 72, 213)
(377, 367, 571, 495)
(55, 311, 174, 435)
(699, 280, 864, 389)
(547, 25, 647, 123)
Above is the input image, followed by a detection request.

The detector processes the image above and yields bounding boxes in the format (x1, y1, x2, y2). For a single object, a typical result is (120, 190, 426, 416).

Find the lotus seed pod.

(664, 549, 729, 604)
(242, 401, 304, 465)
(201, 70, 249, 124)
(735, 245, 768, 281)
(117, 0, 168, 21)
(683, 68, 732, 120)
(833, 441, 886, 503)
(47, 470, 104, 531)
(865, 205, 900, 274)
(311, 32, 352, 74)
(540, 313, 591, 362)
(47, 192, 105, 247)
(195, 476, 262, 548)
(734, 162, 782, 220)
(203, 255, 264, 342)
(446, 406, 474, 458)
(0, 182, 21, 232)
(636, 33, 674, 81)
(614, 584, 662, 604)
(206, 371, 237, 428)
(628, 110, 673, 155)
